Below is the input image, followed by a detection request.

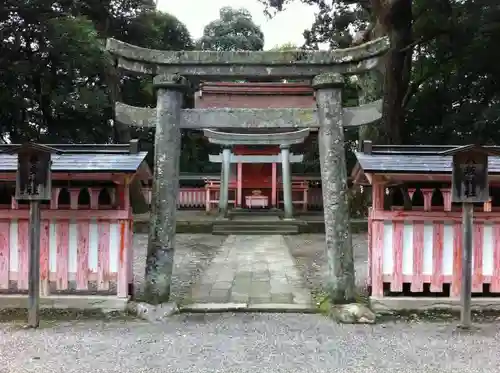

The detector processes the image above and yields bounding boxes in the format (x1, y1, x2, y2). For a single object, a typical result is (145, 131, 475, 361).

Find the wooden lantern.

(441, 145, 500, 204)
(5, 143, 61, 201)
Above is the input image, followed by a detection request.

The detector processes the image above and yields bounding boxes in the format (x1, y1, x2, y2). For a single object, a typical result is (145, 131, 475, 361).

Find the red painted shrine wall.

(196, 82, 315, 207)
(234, 145, 276, 190)
(195, 82, 315, 109)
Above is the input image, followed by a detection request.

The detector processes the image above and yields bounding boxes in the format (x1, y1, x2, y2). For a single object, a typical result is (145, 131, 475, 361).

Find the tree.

(0, 1, 192, 144)
(270, 42, 299, 51)
(0, 7, 111, 144)
(1, 1, 194, 212)
(199, 7, 265, 51)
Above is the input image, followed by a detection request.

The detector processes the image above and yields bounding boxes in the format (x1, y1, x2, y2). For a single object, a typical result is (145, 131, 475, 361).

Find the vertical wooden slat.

(118, 220, 130, 298)
(205, 187, 211, 212)
(407, 188, 415, 201)
(127, 220, 134, 291)
(0, 221, 10, 289)
(98, 221, 110, 291)
(441, 189, 452, 212)
(372, 182, 385, 210)
(411, 222, 425, 292)
(421, 189, 433, 211)
(431, 222, 444, 292)
(472, 223, 484, 293)
(56, 221, 69, 290)
(451, 222, 463, 298)
(371, 221, 384, 297)
(17, 220, 29, 290)
(367, 208, 372, 286)
(69, 189, 80, 210)
(39, 220, 50, 296)
(484, 199, 492, 212)
(50, 188, 60, 210)
(491, 225, 500, 292)
(77, 221, 90, 290)
(89, 188, 100, 210)
(391, 221, 404, 292)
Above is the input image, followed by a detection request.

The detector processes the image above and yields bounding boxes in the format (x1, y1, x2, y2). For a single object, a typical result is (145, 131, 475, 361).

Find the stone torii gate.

(106, 37, 389, 304)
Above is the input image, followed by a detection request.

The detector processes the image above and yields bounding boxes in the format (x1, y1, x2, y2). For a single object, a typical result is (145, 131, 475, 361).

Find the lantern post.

(441, 145, 500, 329)
(6, 143, 59, 328)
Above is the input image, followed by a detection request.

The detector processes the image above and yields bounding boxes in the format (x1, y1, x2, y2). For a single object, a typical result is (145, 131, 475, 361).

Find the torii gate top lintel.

(105, 36, 390, 79)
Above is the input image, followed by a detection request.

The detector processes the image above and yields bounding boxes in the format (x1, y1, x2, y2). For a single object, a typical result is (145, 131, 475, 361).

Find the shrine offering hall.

(141, 82, 324, 217)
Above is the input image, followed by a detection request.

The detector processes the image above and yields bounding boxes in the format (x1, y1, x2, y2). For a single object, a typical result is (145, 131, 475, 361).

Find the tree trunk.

(357, 70, 384, 143)
(376, 0, 413, 145)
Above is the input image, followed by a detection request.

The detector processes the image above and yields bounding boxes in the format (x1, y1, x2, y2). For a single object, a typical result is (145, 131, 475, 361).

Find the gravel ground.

(285, 233, 369, 292)
(132, 234, 226, 303)
(2, 313, 500, 373)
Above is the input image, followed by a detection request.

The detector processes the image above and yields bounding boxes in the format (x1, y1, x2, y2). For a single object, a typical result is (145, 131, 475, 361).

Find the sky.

(156, 0, 318, 50)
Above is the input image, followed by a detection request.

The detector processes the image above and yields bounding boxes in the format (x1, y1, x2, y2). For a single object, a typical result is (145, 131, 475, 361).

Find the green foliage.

(405, 0, 500, 145)
(0, 0, 193, 146)
(270, 42, 299, 51)
(261, 0, 500, 150)
(199, 7, 265, 51)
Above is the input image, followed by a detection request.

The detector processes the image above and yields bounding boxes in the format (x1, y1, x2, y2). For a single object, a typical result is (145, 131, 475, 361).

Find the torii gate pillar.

(144, 75, 186, 303)
(313, 73, 356, 302)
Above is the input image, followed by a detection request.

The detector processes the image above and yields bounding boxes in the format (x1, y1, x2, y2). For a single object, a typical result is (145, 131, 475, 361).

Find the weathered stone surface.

(115, 101, 382, 129)
(108, 37, 389, 65)
(115, 102, 156, 128)
(313, 73, 356, 304)
(183, 107, 317, 129)
(128, 301, 178, 323)
(343, 99, 382, 127)
(330, 303, 376, 324)
(154, 60, 383, 80)
(144, 80, 184, 304)
(311, 72, 344, 89)
(189, 235, 312, 306)
(106, 36, 390, 78)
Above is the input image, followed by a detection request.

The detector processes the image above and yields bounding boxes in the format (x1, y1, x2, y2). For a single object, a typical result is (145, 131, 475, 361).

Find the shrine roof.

(198, 82, 314, 95)
(354, 143, 500, 174)
(0, 142, 149, 173)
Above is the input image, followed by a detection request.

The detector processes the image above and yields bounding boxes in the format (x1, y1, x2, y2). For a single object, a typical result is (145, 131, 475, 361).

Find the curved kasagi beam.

(115, 100, 383, 129)
(106, 37, 390, 78)
(203, 128, 310, 146)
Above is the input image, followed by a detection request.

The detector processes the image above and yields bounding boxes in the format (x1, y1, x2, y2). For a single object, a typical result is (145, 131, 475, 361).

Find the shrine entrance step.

(228, 208, 282, 219)
(212, 215, 301, 235)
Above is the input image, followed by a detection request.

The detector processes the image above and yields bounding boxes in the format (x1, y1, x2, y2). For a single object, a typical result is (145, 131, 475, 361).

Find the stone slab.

(180, 303, 247, 312)
(0, 295, 128, 312)
(115, 101, 383, 130)
(189, 235, 313, 306)
(245, 303, 318, 313)
(371, 296, 500, 312)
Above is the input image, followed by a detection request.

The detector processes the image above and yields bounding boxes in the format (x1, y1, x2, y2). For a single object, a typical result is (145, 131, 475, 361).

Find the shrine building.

(142, 82, 324, 215)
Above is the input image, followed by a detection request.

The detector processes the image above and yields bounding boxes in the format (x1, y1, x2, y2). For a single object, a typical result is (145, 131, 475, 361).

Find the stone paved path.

(190, 235, 313, 305)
